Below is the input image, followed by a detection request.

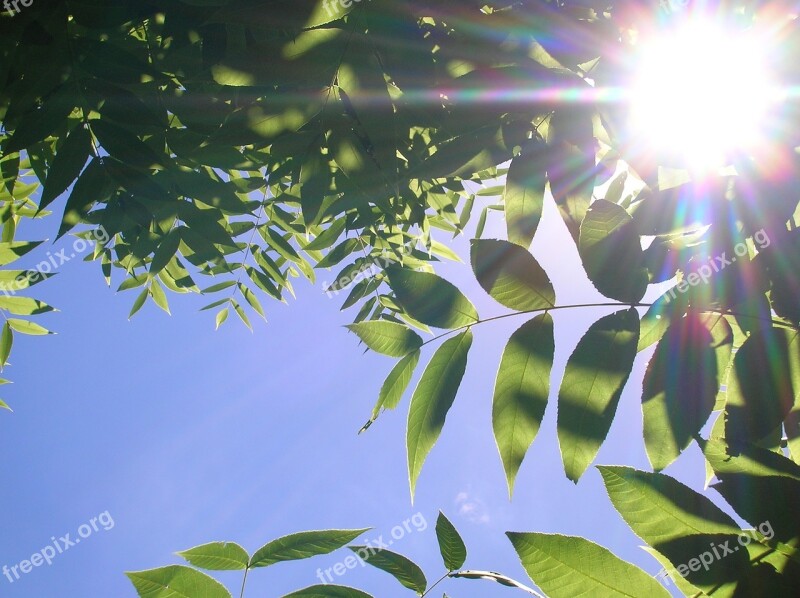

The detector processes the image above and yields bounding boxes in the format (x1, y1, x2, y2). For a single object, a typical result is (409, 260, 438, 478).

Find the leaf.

(637, 286, 689, 352)
(435, 512, 467, 571)
(387, 268, 478, 329)
(504, 141, 547, 247)
(0, 241, 43, 267)
(40, 124, 92, 210)
(642, 313, 719, 471)
(150, 230, 182, 277)
(507, 532, 671, 598)
(599, 465, 742, 540)
(493, 314, 555, 495)
(0, 323, 11, 368)
(470, 239, 555, 311)
(362, 350, 421, 432)
(598, 467, 748, 595)
(232, 300, 251, 331)
(149, 281, 171, 315)
(249, 528, 369, 568)
(407, 330, 472, 498)
(0, 296, 55, 316)
(702, 437, 800, 482)
(0, 399, 10, 411)
(215, 307, 229, 330)
(346, 321, 423, 357)
(305, 219, 346, 251)
(283, 586, 373, 598)
(7, 319, 53, 336)
(348, 547, 427, 594)
(125, 565, 232, 598)
(177, 542, 249, 570)
(578, 199, 648, 303)
(129, 287, 149, 318)
(558, 309, 639, 482)
(316, 238, 360, 269)
(725, 328, 800, 443)
(59, 158, 112, 238)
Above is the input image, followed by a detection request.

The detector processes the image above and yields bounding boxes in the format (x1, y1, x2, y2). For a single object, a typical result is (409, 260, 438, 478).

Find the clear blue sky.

(0, 190, 715, 597)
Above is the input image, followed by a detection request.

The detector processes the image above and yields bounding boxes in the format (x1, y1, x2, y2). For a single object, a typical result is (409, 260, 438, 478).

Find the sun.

(630, 18, 777, 170)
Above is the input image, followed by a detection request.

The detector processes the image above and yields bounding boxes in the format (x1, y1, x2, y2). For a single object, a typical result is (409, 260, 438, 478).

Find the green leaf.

(0, 399, 10, 411)
(703, 437, 800, 482)
(283, 586, 373, 598)
(215, 307, 229, 330)
(177, 542, 249, 571)
(599, 465, 742, 540)
(150, 230, 182, 277)
(125, 565, 232, 598)
(407, 330, 472, 498)
(725, 328, 800, 443)
(558, 309, 639, 482)
(0, 296, 55, 316)
(362, 350, 421, 432)
(249, 528, 369, 568)
(346, 321, 423, 357)
(129, 287, 149, 319)
(7, 319, 53, 336)
(435, 511, 467, 571)
(0, 322, 12, 368)
(348, 547, 427, 594)
(202, 281, 237, 294)
(598, 466, 750, 594)
(387, 268, 478, 329)
(40, 124, 92, 210)
(493, 314, 555, 496)
(470, 239, 555, 311)
(642, 313, 719, 471)
(239, 284, 266, 320)
(232, 300, 252, 331)
(304, 219, 346, 251)
(0, 241, 43, 267)
(504, 142, 547, 247)
(92, 120, 163, 169)
(149, 281, 171, 315)
(316, 238, 360, 269)
(578, 199, 648, 303)
(507, 532, 671, 598)
(637, 286, 689, 352)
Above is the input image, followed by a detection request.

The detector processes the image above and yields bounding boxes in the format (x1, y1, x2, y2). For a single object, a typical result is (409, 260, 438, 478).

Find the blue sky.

(0, 190, 712, 597)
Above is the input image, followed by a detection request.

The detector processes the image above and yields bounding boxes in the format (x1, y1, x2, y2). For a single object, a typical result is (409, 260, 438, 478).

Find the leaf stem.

(420, 571, 450, 597)
(239, 567, 249, 598)
(418, 302, 650, 349)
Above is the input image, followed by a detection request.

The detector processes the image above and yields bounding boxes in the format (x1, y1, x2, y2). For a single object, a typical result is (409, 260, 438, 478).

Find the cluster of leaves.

(0, 149, 59, 405)
(127, 512, 538, 597)
(3, 0, 800, 595)
(130, 443, 800, 597)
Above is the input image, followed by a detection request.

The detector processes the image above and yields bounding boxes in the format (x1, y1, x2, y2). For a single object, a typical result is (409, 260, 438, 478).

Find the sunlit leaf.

(493, 314, 554, 495)
(558, 310, 639, 482)
(408, 330, 472, 498)
(250, 529, 369, 568)
(471, 239, 555, 312)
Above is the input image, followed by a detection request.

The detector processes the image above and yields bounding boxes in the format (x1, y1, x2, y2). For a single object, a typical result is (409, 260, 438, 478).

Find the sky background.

(0, 186, 724, 597)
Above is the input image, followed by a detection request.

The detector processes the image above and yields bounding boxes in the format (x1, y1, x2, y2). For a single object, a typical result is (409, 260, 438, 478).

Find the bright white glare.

(631, 20, 776, 169)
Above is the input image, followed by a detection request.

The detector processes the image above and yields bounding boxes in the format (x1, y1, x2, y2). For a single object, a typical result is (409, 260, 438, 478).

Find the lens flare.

(630, 19, 777, 169)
